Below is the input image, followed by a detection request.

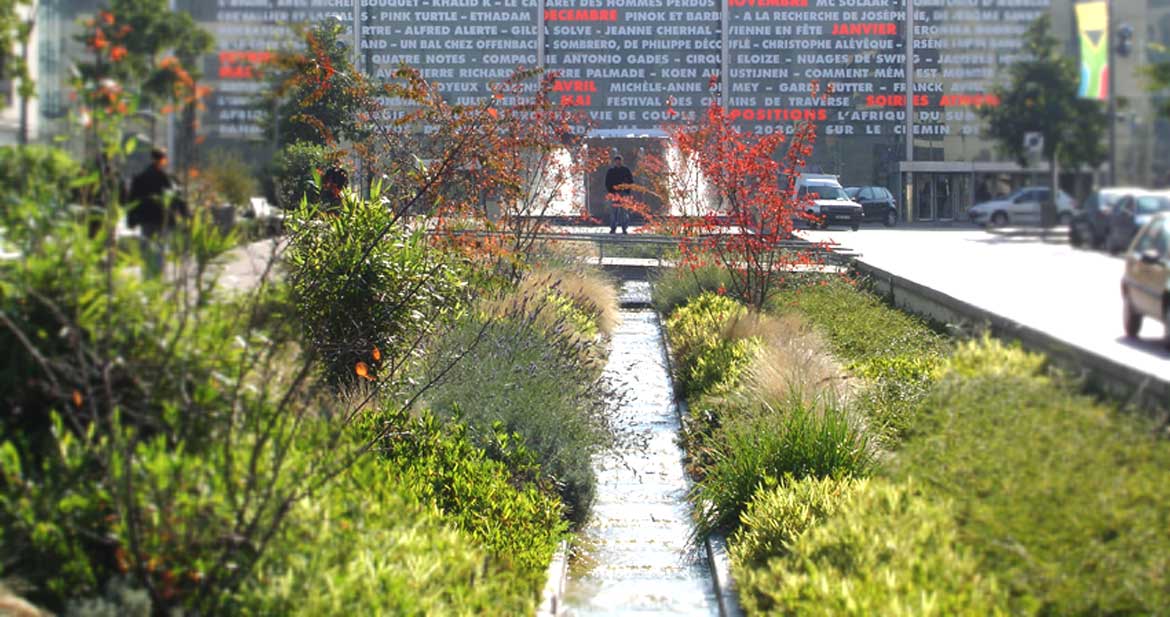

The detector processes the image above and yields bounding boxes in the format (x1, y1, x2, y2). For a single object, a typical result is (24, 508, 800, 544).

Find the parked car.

(1121, 212, 1170, 348)
(1105, 192, 1170, 254)
(1069, 186, 1145, 249)
(845, 186, 898, 227)
(796, 174, 863, 231)
(967, 186, 1075, 227)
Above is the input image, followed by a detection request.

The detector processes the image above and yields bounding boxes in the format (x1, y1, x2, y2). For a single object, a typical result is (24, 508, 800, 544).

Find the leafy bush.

(730, 475, 858, 572)
(742, 478, 1009, 616)
(652, 263, 732, 317)
(2, 157, 406, 614)
(0, 146, 88, 255)
(0, 418, 111, 606)
(241, 446, 552, 616)
(939, 333, 1046, 381)
(65, 578, 152, 617)
(692, 394, 872, 537)
(0, 145, 82, 208)
(200, 149, 259, 209)
(272, 141, 329, 209)
(417, 298, 613, 527)
(665, 292, 758, 400)
(377, 411, 566, 586)
(849, 353, 939, 443)
(895, 339, 1170, 614)
(285, 190, 466, 386)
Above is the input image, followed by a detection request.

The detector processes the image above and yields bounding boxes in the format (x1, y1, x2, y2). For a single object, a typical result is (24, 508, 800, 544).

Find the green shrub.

(202, 150, 259, 209)
(65, 578, 152, 617)
(0, 146, 89, 256)
(850, 353, 939, 444)
(0, 145, 82, 208)
(376, 411, 567, 587)
(241, 448, 551, 616)
(693, 394, 872, 537)
(0, 417, 111, 606)
(896, 339, 1170, 614)
(940, 333, 1046, 381)
(742, 478, 1009, 616)
(730, 475, 858, 572)
(418, 303, 612, 527)
(285, 191, 466, 386)
(271, 141, 329, 209)
(665, 292, 758, 400)
(772, 278, 947, 364)
(1, 170, 382, 614)
(651, 263, 733, 316)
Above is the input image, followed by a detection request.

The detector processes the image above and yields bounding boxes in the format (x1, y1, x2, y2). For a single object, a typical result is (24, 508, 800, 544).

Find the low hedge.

(736, 478, 1009, 616)
(894, 338, 1170, 614)
(240, 436, 557, 616)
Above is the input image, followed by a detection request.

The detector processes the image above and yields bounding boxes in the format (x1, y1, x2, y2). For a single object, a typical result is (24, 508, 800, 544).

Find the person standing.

(605, 154, 634, 234)
(321, 164, 348, 210)
(127, 147, 187, 278)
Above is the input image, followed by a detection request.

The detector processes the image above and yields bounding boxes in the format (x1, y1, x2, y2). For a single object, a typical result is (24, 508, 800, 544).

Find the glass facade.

(9, 0, 1170, 220)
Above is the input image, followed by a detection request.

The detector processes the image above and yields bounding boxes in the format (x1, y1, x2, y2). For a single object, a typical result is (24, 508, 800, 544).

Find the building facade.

(5, 0, 1169, 221)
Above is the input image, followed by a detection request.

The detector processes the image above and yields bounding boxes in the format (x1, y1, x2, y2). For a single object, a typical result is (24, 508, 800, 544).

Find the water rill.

(563, 281, 718, 615)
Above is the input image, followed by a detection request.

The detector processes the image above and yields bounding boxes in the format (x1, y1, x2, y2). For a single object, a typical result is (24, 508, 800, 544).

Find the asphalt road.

(801, 225, 1170, 380)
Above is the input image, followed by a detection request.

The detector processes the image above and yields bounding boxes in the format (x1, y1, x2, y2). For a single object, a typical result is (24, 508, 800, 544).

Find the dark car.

(1070, 187, 1145, 249)
(1121, 212, 1170, 348)
(845, 186, 898, 227)
(1106, 192, 1170, 255)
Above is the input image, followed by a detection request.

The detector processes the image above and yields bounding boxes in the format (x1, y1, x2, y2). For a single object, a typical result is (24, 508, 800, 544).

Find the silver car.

(1121, 212, 1170, 348)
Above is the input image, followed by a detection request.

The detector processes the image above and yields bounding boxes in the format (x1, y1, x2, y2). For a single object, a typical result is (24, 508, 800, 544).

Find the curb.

(658, 319, 745, 617)
(983, 226, 1071, 242)
(537, 540, 570, 616)
(852, 260, 1170, 415)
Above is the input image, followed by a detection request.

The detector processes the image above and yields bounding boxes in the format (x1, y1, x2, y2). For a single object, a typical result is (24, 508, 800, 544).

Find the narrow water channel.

(562, 281, 719, 616)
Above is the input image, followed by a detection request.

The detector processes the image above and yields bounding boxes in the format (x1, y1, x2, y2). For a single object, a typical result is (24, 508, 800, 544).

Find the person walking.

(127, 147, 187, 278)
(605, 154, 634, 234)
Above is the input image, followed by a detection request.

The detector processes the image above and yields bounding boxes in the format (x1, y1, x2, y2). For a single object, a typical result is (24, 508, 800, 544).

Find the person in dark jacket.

(321, 164, 348, 210)
(127, 148, 187, 278)
(605, 154, 634, 234)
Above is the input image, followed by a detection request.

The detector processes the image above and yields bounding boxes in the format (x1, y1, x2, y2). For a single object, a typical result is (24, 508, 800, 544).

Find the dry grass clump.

(724, 311, 852, 408)
(0, 586, 49, 617)
(515, 265, 619, 336)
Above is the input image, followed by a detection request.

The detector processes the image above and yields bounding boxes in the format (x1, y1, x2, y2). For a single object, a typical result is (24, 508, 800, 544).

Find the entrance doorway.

(906, 172, 974, 222)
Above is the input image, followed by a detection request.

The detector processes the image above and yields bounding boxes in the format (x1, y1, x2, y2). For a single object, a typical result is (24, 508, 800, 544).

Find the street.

(803, 226, 1170, 379)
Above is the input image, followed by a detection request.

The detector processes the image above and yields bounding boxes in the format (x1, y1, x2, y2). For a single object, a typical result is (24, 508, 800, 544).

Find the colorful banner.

(1077, 1, 1110, 100)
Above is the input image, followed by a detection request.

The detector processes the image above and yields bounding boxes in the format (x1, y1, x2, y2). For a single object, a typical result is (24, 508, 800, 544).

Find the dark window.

(1136, 196, 1170, 215)
(858, 187, 874, 200)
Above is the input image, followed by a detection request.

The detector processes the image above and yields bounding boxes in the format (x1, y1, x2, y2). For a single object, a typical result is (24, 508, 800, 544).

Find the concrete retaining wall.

(854, 260, 1170, 417)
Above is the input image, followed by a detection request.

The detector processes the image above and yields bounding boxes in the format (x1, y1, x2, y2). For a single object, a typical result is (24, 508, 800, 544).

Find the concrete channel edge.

(537, 539, 570, 616)
(852, 260, 1170, 416)
(659, 319, 745, 617)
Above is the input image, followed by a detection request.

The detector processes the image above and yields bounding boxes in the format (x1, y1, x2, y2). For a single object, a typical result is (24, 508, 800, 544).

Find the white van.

(795, 174, 863, 231)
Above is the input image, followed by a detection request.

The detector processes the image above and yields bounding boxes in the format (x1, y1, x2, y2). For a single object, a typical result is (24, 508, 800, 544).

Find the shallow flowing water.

(562, 281, 719, 616)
